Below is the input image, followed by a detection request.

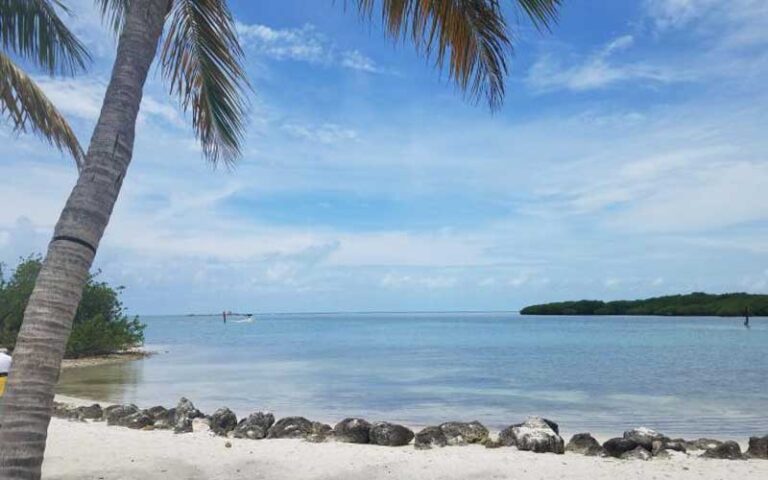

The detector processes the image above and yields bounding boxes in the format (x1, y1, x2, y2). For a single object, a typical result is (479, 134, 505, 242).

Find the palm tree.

(0, 0, 89, 169)
(0, 0, 561, 478)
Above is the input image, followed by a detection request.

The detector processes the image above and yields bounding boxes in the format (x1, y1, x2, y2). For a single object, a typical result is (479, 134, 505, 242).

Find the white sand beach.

(43, 399, 768, 480)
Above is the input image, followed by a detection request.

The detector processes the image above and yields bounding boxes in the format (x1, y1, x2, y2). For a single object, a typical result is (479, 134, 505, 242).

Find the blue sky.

(1, 0, 767, 314)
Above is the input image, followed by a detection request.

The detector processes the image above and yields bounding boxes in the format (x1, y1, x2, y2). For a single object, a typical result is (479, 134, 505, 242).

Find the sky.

(1, 0, 767, 314)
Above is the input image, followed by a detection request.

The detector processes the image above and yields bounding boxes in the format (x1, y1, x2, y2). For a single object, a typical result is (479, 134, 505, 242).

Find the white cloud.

(236, 22, 379, 72)
(526, 35, 683, 92)
(282, 122, 358, 145)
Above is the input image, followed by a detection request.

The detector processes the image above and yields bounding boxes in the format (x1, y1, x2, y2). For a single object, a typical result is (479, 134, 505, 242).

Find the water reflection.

(58, 360, 144, 403)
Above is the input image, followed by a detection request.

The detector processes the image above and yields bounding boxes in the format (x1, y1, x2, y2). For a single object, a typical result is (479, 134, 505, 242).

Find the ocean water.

(58, 313, 768, 438)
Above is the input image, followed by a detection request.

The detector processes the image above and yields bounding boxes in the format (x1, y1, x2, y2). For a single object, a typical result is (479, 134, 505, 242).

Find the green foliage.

(521, 292, 768, 316)
(0, 256, 144, 357)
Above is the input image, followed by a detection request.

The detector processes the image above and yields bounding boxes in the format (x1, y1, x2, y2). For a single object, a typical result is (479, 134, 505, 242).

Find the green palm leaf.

(0, 0, 90, 74)
(356, 0, 561, 109)
(0, 51, 85, 167)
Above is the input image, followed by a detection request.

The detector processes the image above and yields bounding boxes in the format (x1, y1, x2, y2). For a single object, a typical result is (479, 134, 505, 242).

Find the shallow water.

(58, 313, 768, 437)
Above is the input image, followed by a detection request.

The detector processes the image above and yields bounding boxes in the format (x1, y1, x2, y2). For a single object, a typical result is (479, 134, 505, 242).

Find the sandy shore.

(60, 349, 154, 369)
(43, 410, 767, 480)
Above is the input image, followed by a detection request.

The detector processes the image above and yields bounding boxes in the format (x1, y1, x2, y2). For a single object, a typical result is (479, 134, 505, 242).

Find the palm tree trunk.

(0, 0, 170, 478)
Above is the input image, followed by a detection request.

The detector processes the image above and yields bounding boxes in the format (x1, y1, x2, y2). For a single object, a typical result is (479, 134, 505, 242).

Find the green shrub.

(0, 256, 144, 358)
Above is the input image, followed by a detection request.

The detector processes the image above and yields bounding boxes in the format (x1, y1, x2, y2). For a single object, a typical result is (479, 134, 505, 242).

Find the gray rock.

(123, 411, 154, 430)
(333, 418, 371, 444)
(498, 423, 522, 447)
(621, 446, 652, 461)
(623, 427, 668, 451)
(369, 422, 414, 446)
(746, 435, 768, 459)
(75, 404, 103, 421)
(566, 433, 606, 456)
(105, 404, 140, 426)
(439, 421, 489, 445)
(651, 439, 686, 456)
(684, 438, 723, 451)
(210, 407, 238, 436)
(414, 426, 448, 450)
(484, 438, 503, 449)
(702, 441, 743, 460)
(146, 406, 175, 430)
(232, 412, 274, 440)
(173, 397, 204, 434)
(267, 416, 314, 439)
(504, 417, 564, 454)
(603, 437, 640, 458)
(306, 421, 333, 443)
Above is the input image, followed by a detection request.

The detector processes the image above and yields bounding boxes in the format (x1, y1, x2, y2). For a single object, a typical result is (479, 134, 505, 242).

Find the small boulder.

(623, 427, 667, 451)
(173, 397, 204, 434)
(192, 417, 211, 433)
(498, 423, 521, 447)
(232, 412, 274, 440)
(333, 418, 371, 444)
(685, 438, 723, 451)
(369, 422, 414, 447)
(603, 437, 639, 458)
(702, 441, 743, 460)
(414, 426, 448, 450)
(52, 402, 74, 419)
(747, 435, 768, 459)
(209, 407, 238, 436)
(105, 404, 140, 426)
(75, 404, 103, 421)
(306, 422, 333, 443)
(439, 421, 489, 445)
(146, 406, 175, 430)
(651, 438, 686, 456)
(566, 433, 606, 456)
(621, 446, 651, 461)
(504, 417, 565, 454)
(483, 437, 503, 449)
(267, 416, 314, 439)
(123, 411, 154, 430)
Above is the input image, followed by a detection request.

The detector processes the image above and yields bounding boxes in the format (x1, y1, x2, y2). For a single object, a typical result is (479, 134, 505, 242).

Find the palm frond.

(355, 0, 561, 109)
(0, 0, 90, 74)
(93, 0, 130, 36)
(0, 51, 85, 168)
(160, 0, 249, 166)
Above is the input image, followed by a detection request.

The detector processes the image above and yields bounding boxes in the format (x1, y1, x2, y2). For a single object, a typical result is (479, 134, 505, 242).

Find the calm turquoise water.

(58, 313, 768, 438)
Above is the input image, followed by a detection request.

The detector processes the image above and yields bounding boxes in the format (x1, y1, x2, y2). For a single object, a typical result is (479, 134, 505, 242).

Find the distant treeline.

(520, 292, 768, 316)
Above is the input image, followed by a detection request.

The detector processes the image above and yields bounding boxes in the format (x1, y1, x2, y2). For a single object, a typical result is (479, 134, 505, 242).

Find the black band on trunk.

(51, 235, 97, 254)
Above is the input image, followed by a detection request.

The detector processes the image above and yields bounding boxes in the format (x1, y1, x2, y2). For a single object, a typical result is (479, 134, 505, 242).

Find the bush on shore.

(0, 256, 144, 358)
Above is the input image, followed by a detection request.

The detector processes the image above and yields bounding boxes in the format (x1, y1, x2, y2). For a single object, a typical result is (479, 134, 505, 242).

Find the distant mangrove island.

(520, 292, 767, 317)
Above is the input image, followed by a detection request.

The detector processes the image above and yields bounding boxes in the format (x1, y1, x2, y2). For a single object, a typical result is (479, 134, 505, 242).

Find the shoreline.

(60, 348, 155, 369)
(43, 414, 768, 480)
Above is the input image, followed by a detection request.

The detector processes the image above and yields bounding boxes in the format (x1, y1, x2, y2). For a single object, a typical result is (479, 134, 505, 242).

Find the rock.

(504, 417, 565, 454)
(75, 404, 103, 421)
(484, 438, 503, 449)
(306, 422, 333, 443)
(623, 427, 667, 451)
(621, 446, 652, 461)
(52, 402, 75, 419)
(209, 407, 238, 436)
(369, 422, 414, 446)
(747, 435, 768, 459)
(192, 417, 211, 433)
(684, 438, 723, 451)
(566, 433, 606, 456)
(173, 397, 204, 434)
(146, 406, 175, 430)
(603, 437, 640, 458)
(498, 423, 521, 447)
(267, 417, 314, 439)
(414, 426, 448, 450)
(121, 411, 154, 429)
(702, 441, 743, 460)
(651, 439, 686, 456)
(439, 421, 489, 446)
(225, 441, 232, 448)
(333, 418, 371, 444)
(232, 412, 275, 440)
(105, 404, 140, 426)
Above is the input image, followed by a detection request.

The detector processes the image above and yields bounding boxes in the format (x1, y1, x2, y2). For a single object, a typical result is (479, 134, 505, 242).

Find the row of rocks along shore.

(53, 398, 768, 461)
